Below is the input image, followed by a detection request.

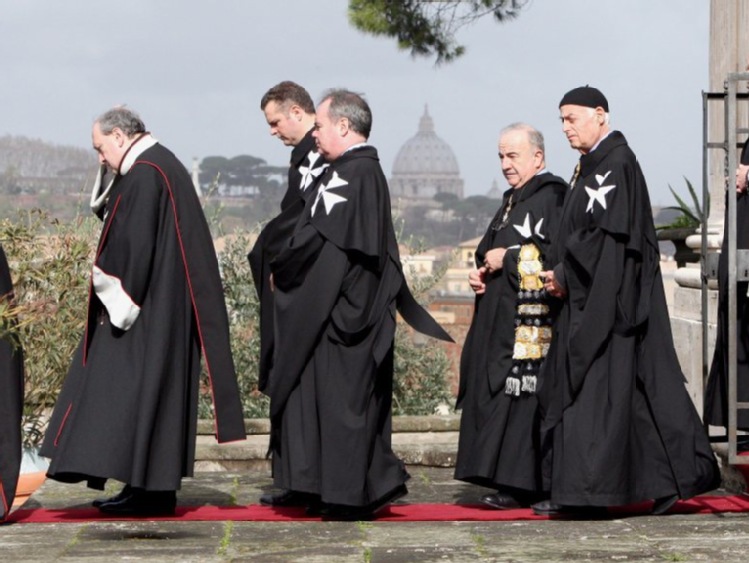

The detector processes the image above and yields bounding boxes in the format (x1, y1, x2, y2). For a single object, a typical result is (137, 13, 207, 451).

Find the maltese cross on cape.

(513, 212, 545, 241)
(584, 170, 616, 213)
(311, 170, 348, 216)
(298, 151, 327, 191)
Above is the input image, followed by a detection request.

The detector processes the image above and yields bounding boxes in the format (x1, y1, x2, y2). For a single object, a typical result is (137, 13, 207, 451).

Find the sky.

(0, 0, 710, 206)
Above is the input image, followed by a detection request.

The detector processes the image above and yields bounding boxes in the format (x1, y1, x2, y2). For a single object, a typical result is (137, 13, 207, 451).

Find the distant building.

(486, 178, 503, 199)
(389, 106, 464, 203)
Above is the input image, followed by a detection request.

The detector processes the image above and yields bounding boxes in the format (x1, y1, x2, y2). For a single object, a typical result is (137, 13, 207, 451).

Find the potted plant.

(656, 178, 707, 267)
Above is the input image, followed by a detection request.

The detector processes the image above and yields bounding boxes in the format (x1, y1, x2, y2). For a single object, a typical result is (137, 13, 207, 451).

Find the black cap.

(559, 86, 609, 112)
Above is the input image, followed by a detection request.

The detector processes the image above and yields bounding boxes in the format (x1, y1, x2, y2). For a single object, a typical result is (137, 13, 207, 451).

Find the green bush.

(0, 210, 96, 447)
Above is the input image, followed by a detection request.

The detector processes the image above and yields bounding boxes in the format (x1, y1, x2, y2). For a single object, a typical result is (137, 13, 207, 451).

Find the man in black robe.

(705, 135, 749, 435)
(455, 123, 566, 509)
(0, 244, 23, 522)
(250, 81, 326, 395)
(535, 87, 720, 517)
(266, 89, 451, 520)
(41, 107, 245, 516)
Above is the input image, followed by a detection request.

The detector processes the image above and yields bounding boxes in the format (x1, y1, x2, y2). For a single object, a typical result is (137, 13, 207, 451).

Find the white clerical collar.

(588, 131, 613, 154)
(119, 133, 158, 175)
(535, 168, 548, 176)
(341, 142, 368, 155)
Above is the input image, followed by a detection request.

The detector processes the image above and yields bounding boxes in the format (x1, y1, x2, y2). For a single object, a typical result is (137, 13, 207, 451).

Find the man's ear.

(111, 128, 125, 146)
(288, 104, 303, 121)
(338, 117, 350, 136)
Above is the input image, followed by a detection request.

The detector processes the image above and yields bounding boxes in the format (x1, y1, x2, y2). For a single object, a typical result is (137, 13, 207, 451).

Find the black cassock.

(248, 130, 326, 391)
(455, 172, 566, 495)
(266, 145, 450, 507)
(539, 131, 719, 506)
(41, 135, 245, 491)
(0, 244, 23, 521)
(705, 139, 749, 431)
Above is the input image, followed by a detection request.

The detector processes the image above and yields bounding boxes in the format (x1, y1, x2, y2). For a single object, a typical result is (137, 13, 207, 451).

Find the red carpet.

(7, 496, 749, 524)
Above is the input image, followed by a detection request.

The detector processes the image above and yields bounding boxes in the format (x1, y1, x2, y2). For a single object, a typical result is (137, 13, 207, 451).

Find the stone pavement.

(4, 467, 749, 562)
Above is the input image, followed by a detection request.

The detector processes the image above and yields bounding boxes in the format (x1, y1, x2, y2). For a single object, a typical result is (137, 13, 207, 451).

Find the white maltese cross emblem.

(311, 171, 348, 216)
(584, 171, 616, 213)
(298, 150, 327, 191)
(513, 213, 546, 240)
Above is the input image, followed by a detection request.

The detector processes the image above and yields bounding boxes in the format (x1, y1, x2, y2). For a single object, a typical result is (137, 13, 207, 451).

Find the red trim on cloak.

(83, 195, 123, 366)
(0, 482, 8, 521)
(135, 160, 221, 439)
(53, 402, 74, 447)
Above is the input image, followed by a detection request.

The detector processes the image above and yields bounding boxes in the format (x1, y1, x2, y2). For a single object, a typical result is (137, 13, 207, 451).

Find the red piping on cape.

(136, 159, 220, 439)
(83, 194, 123, 366)
(53, 402, 73, 447)
(0, 481, 8, 522)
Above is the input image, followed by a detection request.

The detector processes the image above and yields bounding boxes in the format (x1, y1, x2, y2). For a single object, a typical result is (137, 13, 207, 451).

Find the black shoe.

(259, 489, 319, 507)
(92, 484, 132, 508)
(98, 489, 176, 516)
(532, 499, 608, 519)
(480, 492, 525, 510)
(652, 494, 679, 515)
(321, 484, 408, 521)
(531, 499, 564, 515)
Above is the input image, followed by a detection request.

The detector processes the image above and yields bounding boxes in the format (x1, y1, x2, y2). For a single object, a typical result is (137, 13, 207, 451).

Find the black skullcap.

(559, 86, 609, 112)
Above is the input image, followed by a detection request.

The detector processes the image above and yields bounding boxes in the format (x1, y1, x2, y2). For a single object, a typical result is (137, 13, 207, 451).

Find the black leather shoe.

(259, 490, 319, 507)
(652, 494, 679, 515)
(93, 484, 132, 508)
(480, 492, 524, 510)
(98, 489, 176, 516)
(532, 500, 608, 519)
(531, 499, 564, 515)
(321, 484, 408, 521)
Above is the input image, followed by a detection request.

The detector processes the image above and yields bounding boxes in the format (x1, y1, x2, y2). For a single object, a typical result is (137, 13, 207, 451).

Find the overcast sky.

(0, 0, 709, 206)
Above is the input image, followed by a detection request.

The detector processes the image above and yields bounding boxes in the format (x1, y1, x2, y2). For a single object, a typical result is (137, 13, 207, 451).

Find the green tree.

(348, 0, 528, 64)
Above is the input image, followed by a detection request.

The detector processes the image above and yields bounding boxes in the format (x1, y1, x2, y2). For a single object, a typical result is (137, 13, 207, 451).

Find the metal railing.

(702, 72, 749, 465)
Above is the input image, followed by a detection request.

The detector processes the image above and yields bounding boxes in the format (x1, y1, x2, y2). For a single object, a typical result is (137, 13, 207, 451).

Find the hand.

(541, 269, 566, 299)
(468, 267, 487, 295)
(737, 164, 749, 194)
(483, 248, 506, 273)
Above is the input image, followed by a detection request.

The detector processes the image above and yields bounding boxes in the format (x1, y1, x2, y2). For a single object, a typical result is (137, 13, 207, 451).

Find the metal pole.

(727, 75, 738, 463)
(702, 91, 709, 390)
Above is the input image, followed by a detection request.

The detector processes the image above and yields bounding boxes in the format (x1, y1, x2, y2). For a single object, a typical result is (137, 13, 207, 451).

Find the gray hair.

(500, 122, 545, 154)
(320, 89, 372, 138)
(95, 106, 146, 137)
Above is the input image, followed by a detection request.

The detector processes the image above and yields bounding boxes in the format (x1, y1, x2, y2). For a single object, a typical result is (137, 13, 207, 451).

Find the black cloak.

(41, 135, 245, 492)
(266, 145, 450, 507)
(248, 130, 326, 391)
(0, 244, 23, 520)
(538, 131, 719, 506)
(454, 172, 566, 495)
(705, 138, 749, 431)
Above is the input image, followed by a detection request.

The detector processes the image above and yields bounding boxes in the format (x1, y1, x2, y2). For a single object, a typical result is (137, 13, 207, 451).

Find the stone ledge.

(196, 414, 461, 436)
(195, 428, 460, 470)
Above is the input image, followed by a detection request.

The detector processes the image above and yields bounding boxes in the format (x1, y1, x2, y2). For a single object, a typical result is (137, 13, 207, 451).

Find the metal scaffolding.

(702, 72, 749, 465)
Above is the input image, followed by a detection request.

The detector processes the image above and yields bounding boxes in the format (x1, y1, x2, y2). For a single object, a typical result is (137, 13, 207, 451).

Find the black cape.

(266, 145, 450, 507)
(41, 136, 245, 491)
(0, 244, 23, 520)
(248, 130, 326, 391)
(538, 131, 719, 506)
(705, 138, 749, 431)
(454, 172, 566, 495)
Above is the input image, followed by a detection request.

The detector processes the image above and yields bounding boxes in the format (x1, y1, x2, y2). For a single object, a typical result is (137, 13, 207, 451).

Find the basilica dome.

(390, 106, 464, 200)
